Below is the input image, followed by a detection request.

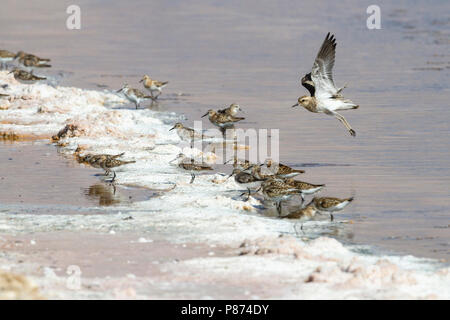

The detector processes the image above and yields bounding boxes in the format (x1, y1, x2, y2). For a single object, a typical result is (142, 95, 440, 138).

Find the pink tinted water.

(0, 0, 449, 259)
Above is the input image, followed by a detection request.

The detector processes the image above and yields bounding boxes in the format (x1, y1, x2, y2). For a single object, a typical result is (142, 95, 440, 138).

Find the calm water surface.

(0, 0, 449, 259)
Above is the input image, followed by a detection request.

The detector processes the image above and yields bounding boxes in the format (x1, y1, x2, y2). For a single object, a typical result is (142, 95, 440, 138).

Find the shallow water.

(0, 141, 151, 213)
(1, 0, 449, 260)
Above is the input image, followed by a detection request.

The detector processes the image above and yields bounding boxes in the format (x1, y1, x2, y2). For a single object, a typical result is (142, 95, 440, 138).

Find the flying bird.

(293, 33, 359, 137)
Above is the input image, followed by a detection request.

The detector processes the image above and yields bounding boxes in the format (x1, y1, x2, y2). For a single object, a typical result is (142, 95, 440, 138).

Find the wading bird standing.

(202, 109, 245, 137)
(117, 84, 153, 109)
(169, 153, 213, 184)
(9, 68, 46, 81)
(312, 196, 354, 221)
(139, 75, 168, 99)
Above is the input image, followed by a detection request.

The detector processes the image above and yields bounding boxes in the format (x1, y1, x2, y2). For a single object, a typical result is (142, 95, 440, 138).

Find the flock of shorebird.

(0, 50, 51, 81)
(0, 32, 356, 223)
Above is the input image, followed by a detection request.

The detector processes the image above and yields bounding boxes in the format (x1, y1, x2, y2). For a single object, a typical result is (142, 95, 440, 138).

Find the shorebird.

(0, 50, 15, 69)
(292, 33, 359, 137)
(139, 75, 168, 99)
(225, 157, 256, 171)
(260, 178, 303, 216)
(228, 168, 265, 200)
(169, 153, 213, 183)
(263, 159, 305, 179)
(202, 109, 244, 136)
(284, 178, 325, 202)
(99, 156, 136, 182)
(9, 68, 46, 81)
(169, 122, 210, 144)
(218, 103, 243, 116)
(14, 51, 50, 64)
(312, 196, 354, 221)
(77, 152, 135, 182)
(117, 84, 153, 109)
(15, 51, 51, 70)
(282, 203, 318, 220)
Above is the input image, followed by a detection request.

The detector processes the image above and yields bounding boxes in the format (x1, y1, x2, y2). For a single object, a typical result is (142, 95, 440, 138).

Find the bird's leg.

(293, 223, 305, 237)
(190, 173, 196, 184)
(332, 111, 356, 137)
(301, 193, 305, 203)
(336, 83, 347, 94)
(220, 127, 226, 140)
(110, 171, 117, 183)
(276, 201, 282, 217)
(245, 187, 251, 201)
(104, 169, 110, 176)
(330, 213, 334, 222)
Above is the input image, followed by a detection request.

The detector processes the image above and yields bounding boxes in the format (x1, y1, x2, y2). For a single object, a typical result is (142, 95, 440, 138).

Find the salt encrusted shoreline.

(0, 71, 449, 299)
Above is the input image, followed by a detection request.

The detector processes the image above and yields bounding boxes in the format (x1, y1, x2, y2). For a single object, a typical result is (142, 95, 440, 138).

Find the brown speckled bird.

(77, 152, 135, 182)
(312, 196, 354, 221)
(170, 153, 213, 184)
(9, 68, 46, 81)
(15, 51, 51, 69)
(264, 159, 305, 179)
(228, 168, 265, 201)
(259, 178, 304, 216)
(14, 51, 50, 63)
(139, 75, 168, 99)
(284, 178, 325, 202)
(218, 103, 243, 116)
(282, 203, 318, 220)
(202, 109, 244, 136)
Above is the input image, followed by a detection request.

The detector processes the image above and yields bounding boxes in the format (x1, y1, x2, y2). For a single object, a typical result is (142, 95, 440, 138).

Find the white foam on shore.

(1, 71, 449, 299)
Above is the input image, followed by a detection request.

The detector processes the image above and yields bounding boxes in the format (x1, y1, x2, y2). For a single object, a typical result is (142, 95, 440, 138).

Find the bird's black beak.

(291, 103, 299, 108)
(169, 125, 175, 131)
(139, 79, 143, 83)
(169, 157, 177, 164)
(201, 112, 208, 118)
(116, 88, 123, 93)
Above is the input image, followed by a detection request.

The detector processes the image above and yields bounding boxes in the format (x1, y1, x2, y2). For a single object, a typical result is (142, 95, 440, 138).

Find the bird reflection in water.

(84, 183, 120, 206)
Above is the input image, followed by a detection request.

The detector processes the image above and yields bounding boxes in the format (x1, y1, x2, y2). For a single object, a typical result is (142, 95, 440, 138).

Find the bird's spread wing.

(301, 73, 315, 96)
(311, 33, 338, 99)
